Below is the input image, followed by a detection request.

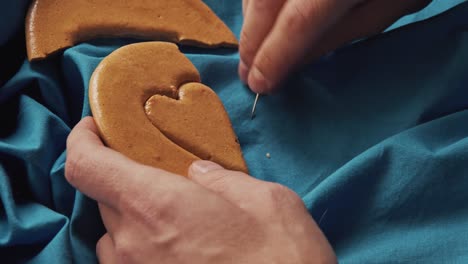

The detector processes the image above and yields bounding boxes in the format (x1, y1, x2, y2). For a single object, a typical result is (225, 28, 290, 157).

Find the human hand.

(239, 0, 431, 93)
(65, 117, 337, 264)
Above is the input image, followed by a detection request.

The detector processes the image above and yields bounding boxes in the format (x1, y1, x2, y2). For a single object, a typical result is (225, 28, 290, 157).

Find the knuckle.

(116, 167, 182, 223)
(203, 170, 246, 195)
(284, 189, 305, 208)
(264, 183, 288, 202)
(203, 172, 230, 194)
(122, 185, 177, 223)
(66, 127, 77, 149)
(263, 183, 302, 208)
(154, 190, 178, 215)
(114, 168, 148, 207)
(64, 147, 86, 185)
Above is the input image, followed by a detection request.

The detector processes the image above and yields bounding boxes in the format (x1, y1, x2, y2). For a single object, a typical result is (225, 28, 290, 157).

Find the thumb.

(188, 160, 260, 206)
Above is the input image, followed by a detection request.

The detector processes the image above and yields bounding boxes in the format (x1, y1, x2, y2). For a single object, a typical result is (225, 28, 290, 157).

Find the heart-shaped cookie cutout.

(89, 42, 247, 176)
(26, 0, 238, 61)
(145, 83, 245, 172)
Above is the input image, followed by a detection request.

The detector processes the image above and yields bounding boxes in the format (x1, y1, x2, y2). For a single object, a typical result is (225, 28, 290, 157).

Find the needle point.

(251, 93, 260, 119)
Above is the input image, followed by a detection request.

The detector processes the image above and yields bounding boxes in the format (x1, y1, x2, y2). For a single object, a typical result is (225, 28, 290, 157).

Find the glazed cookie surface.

(26, 0, 238, 60)
(89, 42, 247, 176)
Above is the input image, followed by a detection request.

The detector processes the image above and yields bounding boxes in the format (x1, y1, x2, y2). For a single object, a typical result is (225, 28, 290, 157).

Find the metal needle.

(251, 93, 260, 119)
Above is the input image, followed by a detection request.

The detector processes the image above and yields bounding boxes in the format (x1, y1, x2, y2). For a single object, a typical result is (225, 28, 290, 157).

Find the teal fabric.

(1, 1, 468, 263)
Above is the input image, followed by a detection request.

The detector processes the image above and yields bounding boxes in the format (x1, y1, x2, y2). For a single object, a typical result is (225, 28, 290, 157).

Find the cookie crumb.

(266, 153, 271, 159)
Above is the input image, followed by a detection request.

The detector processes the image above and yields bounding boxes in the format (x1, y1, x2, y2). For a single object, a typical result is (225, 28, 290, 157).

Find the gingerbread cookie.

(26, 0, 238, 61)
(89, 42, 247, 176)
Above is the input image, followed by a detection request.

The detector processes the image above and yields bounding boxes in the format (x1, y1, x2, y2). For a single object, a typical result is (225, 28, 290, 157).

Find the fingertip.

(248, 67, 273, 94)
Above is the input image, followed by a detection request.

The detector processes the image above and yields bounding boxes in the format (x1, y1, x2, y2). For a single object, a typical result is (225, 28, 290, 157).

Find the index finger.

(247, 0, 359, 93)
(239, 0, 285, 68)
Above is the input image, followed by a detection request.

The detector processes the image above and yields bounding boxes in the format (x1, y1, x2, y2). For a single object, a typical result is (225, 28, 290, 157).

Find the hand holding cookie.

(239, 0, 431, 94)
(65, 117, 337, 264)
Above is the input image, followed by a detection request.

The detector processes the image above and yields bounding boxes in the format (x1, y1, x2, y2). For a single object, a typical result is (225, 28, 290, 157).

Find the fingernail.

(248, 67, 270, 93)
(238, 60, 249, 84)
(189, 160, 224, 177)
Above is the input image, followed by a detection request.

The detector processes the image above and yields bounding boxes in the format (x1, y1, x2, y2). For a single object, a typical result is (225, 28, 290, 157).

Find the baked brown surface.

(89, 42, 247, 176)
(26, 0, 238, 61)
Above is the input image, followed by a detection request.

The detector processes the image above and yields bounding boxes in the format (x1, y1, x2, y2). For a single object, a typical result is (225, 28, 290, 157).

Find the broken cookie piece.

(26, 0, 238, 60)
(89, 42, 247, 176)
